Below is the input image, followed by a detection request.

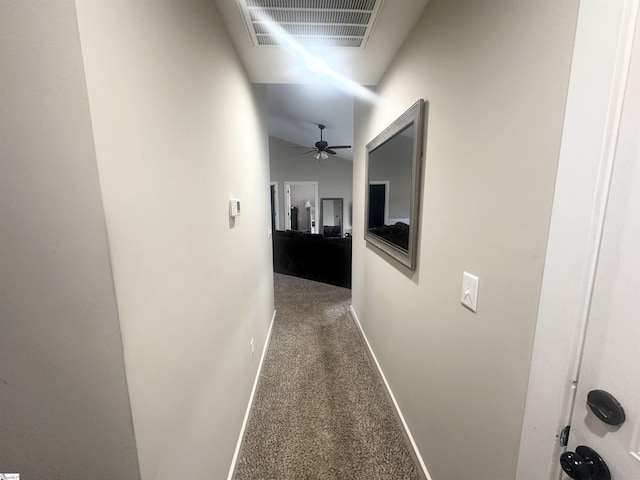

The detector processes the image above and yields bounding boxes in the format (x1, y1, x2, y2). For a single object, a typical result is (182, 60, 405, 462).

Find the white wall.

(352, 1, 579, 480)
(0, 1, 140, 478)
(270, 136, 353, 234)
(75, 1, 274, 479)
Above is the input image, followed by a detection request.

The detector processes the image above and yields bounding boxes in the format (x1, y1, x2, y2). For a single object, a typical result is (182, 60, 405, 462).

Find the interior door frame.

(284, 181, 319, 233)
(270, 181, 280, 231)
(516, 1, 639, 479)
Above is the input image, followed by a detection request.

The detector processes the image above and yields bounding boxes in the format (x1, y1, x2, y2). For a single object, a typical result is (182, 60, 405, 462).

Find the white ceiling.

(214, 0, 429, 157)
(266, 84, 355, 159)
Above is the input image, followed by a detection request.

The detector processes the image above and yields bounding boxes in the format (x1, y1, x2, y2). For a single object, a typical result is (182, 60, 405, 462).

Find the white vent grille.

(237, 0, 382, 49)
(247, 0, 376, 8)
(253, 23, 367, 36)
(249, 9, 371, 25)
(256, 35, 364, 47)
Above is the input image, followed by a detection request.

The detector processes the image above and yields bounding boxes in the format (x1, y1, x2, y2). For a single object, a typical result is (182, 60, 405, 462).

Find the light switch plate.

(229, 198, 241, 217)
(461, 271, 479, 312)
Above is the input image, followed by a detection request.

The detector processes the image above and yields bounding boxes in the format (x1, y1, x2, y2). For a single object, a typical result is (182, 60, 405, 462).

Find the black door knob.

(560, 446, 611, 480)
(560, 451, 592, 479)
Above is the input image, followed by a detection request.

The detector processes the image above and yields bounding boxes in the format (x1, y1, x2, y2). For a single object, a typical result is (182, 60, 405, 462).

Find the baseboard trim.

(349, 305, 433, 480)
(226, 309, 277, 480)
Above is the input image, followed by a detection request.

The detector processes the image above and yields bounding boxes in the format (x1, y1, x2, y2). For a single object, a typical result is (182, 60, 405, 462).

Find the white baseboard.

(226, 309, 277, 480)
(349, 305, 432, 480)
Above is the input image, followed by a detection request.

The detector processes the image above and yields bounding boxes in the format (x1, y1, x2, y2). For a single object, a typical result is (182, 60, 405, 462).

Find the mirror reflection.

(364, 99, 425, 270)
(321, 198, 343, 237)
(368, 123, 415, 251)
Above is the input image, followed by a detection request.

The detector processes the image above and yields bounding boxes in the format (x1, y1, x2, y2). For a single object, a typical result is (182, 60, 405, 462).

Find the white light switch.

(229, 198, 241, 217)
(461, 272, 479, 312)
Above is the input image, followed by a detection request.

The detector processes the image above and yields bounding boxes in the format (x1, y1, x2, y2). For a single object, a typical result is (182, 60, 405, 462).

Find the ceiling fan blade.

(327, 145, 351, 149)
(302, 150, 316, 154)
(293, 146, 314, 149)
(325, 149, 337, 155)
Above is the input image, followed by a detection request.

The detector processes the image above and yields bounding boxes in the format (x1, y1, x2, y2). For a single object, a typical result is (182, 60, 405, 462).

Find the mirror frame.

(364, 99, 426, 270)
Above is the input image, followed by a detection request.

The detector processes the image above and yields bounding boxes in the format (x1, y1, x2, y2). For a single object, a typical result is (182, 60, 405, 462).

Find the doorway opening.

(270, 181, 280, 232)
(284, 181, 319, 234)
(368, 181, 390, 228)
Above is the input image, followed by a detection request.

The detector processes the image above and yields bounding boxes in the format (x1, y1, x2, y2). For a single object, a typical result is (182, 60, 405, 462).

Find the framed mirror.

(321, 198, 343, 237)
(364, 99, 426, 270)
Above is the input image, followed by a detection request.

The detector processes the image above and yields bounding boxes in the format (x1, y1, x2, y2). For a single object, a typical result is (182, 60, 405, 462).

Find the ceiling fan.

(300, 124, 351, 161)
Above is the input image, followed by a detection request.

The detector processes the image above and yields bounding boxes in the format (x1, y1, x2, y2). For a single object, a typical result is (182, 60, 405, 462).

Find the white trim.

(349, 305, 432, 480)
(270, 181, 280, 230)
(226, 309, 277, 480)
(516, 1, 638, 478)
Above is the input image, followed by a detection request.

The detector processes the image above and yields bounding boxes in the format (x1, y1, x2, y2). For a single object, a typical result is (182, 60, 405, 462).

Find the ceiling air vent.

(237, 0, 383, 48)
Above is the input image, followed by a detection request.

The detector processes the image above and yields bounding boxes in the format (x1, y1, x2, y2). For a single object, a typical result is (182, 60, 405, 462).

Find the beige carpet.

(233, 273, 423, 480)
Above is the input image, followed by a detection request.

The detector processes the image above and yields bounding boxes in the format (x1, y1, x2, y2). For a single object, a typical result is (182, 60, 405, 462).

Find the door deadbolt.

(587, 389, 625, 426)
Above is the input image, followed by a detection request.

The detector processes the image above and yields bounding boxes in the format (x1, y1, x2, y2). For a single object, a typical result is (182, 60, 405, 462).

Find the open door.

(284, 181, 319, 233)
(518, 3, 640, 479)
(558, 6, 640, 479)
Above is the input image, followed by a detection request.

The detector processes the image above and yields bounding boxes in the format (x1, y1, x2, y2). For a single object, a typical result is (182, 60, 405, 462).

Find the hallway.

(233, 274, 422, 479)
(4, 1, 623, 478)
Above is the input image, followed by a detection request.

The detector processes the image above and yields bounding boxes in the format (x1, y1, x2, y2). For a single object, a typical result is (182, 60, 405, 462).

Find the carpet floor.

(233, 273, 423, 480)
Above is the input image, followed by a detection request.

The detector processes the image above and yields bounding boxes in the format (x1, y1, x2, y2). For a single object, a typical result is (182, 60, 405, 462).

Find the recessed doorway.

(284, 181, 319, 234)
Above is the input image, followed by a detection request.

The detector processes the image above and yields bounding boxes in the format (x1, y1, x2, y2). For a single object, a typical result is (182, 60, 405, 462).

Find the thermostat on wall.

(229, 198, 241, 217)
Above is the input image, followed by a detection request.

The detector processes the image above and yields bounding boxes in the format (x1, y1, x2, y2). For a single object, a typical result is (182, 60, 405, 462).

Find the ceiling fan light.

(314, 152, 320, 160)
(320, 151, 329, 160)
